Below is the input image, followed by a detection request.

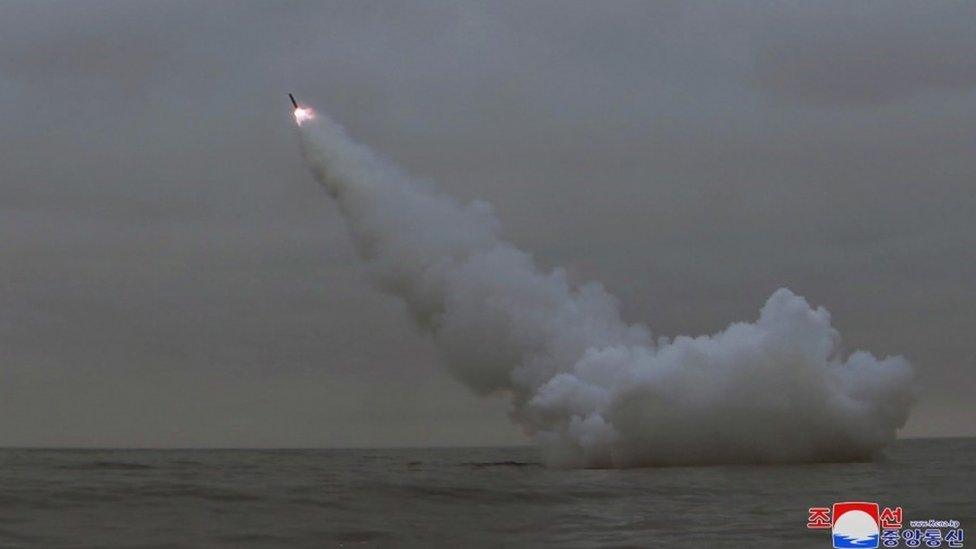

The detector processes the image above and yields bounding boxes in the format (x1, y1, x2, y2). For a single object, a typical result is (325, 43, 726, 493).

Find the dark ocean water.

(0, 438, 972, 548)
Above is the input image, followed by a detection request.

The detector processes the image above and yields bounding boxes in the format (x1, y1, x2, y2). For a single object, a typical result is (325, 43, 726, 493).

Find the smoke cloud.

(298, 112, 915, 468)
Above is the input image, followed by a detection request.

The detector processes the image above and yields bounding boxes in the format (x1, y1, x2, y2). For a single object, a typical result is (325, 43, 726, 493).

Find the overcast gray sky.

(1, 1, 973, 447)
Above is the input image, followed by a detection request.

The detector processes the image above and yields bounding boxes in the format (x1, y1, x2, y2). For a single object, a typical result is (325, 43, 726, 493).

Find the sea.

(1, 438, 972, 548)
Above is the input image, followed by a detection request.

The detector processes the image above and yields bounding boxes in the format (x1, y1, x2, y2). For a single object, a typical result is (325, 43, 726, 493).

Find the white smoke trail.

(298, 112, 915, 467)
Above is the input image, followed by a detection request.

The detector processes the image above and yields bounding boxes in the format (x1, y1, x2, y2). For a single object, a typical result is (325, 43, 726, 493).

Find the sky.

(1, 1, 973, 448)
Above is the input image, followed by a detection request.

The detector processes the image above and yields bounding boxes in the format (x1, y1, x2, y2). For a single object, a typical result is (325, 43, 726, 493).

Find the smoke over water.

(297, 111, 915, 468)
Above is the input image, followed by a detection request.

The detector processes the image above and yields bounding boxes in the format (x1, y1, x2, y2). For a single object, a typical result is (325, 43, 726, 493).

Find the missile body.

(289, 93, 299, 109)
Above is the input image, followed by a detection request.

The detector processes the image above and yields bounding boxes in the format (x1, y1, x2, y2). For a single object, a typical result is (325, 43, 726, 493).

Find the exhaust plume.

(297, 111, 914, 467)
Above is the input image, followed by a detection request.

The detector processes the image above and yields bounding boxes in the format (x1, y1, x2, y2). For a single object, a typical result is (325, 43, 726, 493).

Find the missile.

(289, 93, 314, 124)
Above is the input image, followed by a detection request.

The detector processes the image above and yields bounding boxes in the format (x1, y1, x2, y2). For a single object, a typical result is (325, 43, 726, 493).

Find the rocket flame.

(294, 108, 314, 125)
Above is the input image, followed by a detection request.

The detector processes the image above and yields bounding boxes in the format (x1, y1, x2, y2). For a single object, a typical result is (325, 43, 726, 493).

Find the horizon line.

(1, 435, 972, 452)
